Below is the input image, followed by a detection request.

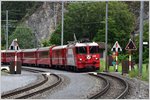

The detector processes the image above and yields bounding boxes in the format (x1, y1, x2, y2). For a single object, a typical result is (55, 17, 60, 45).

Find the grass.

(129, 64, 149, 81)
(99, 59, 149, 82)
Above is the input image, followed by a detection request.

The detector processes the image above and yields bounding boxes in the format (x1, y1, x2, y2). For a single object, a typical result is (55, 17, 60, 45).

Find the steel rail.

(98, 73, 129, 99)
(21, 67, 46, 73)
(88, 73, 110, 99)
(1, 74, 48, 99)
(88, 72, 129, 99)
(1, 68, 62, 99)
(16, 74, 62, 99)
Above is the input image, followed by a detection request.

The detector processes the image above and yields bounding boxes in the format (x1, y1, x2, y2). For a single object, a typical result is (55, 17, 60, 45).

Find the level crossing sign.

(125, 39, 137, 51)
(111, 41, 122, 72)
(9, 38, 20, 50)
(125, 39, 137, 71)
(111, 41, 122, 52)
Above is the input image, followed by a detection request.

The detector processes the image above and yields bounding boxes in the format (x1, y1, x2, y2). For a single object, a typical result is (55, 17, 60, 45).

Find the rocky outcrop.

(125, 1, 149, 34)
(24, 2, 61, 44)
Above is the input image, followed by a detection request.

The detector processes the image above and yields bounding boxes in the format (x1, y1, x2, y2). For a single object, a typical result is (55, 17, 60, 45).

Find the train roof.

(22, 48, 37, 52)
(52, 45, 67, 50)
(1, 50, 6, 52)
(1, 50, 22, 53)
(37, 46, 55, 51)
(75, 42, 99, 47)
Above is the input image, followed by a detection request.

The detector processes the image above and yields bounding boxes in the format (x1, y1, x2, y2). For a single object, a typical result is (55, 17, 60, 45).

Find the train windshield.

(90, 46, 100, 54)
(76, 47, 87, 54)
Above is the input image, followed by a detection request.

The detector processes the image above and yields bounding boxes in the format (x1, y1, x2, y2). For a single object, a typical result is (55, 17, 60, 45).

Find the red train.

(1, 42, 100, 71)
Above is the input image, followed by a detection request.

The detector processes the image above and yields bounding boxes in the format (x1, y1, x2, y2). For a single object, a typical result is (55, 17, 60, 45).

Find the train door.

(66, 48, 75, 66)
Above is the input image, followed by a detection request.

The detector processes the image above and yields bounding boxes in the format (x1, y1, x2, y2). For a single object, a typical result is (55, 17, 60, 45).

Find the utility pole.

(54, 2, 57, 29)
(105, 1, 108, 72)
(139, 1, 144, 76)
(61, 1, 64, 46)
(6, 10, 8, 50)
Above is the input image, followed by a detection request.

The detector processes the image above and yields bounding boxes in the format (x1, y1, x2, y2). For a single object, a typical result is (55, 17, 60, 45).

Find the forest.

(1, 1, 149, 64)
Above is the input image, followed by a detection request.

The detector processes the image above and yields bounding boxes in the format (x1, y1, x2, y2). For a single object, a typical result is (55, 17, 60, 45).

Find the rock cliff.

(24, 2, 61, 44)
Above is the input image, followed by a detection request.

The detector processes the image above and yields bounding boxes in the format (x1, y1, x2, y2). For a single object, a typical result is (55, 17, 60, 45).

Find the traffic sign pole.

(129, 51, 132, 71)
(115, 51, 118, 72)
(14, 39, 17, 74)
(125, 39, 137, 72)
(111, 41, 122, 72)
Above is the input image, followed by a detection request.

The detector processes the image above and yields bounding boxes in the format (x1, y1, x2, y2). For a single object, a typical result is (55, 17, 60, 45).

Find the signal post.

(9, 38, 21, 74)
(125, 39, 137, 71)
(111, 41, 122, 72)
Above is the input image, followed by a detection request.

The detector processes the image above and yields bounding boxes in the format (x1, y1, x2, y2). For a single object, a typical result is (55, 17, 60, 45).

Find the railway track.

(1, 68, 62, 99)
(89, 72, 129, 99)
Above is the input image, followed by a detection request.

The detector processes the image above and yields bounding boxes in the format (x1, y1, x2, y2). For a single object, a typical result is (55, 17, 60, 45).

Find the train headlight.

(79, 58, 82, 61)
(95, 58, 98, 60)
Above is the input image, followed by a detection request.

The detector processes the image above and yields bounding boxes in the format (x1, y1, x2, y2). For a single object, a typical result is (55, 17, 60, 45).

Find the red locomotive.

(1, 42, 100, 71)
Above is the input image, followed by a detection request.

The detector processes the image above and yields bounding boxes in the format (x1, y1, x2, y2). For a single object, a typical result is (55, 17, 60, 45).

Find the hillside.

(1, 1, 149, 49)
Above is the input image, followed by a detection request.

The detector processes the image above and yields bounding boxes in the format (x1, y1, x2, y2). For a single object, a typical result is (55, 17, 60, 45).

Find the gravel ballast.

(17, 66, 149, 99)
(109, 72, 149, 99)
(32, 72, 105, 99)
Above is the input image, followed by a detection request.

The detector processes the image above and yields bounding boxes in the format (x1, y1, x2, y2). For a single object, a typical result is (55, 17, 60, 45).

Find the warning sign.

(111, 41, 122, 52)
(9, 38, 20, 50)
(125, 39, 137, 50)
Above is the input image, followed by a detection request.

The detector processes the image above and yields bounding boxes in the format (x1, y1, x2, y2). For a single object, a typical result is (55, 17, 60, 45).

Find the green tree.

(51, 2, 135, 48)
(1, 28, 6, 50)
(9, 24, 35, 49)
(1, 2, 43, 49)
(133, 21, 149, 64)
(93, 2, 135, 53)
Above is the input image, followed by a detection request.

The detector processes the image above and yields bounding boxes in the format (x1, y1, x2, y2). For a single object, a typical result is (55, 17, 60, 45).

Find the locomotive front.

(75, 42, 100, 70)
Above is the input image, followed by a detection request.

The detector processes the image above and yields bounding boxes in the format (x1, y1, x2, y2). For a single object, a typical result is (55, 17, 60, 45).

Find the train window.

(76, 47, 87, 54)
(6, 53, 15, 58)
(24, 52, 35, 58)
(39, 51, 49, 58)
(90, 46, 100, 54)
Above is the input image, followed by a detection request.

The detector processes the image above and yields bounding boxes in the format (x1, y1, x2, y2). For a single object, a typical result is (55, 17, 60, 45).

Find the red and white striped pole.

(115, 42, 118, 72)
(129, 51, 132, 71)
(111, 41, 122, 72)
(115, 51, 118, 72)
(14, 39, 17, 73)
